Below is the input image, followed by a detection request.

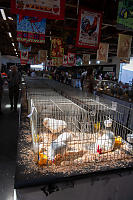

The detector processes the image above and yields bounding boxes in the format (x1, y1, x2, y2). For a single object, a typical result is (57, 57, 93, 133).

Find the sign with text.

(11, 0, 65, 20)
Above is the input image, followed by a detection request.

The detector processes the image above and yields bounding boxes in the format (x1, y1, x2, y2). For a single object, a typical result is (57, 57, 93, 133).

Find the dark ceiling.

(0, 0, 133, 60)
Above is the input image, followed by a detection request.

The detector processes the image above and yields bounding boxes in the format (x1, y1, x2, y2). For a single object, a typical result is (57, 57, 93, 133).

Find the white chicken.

(43, 118, 67, 134)
(48, 132, 73, 160)
(95, 131, 115, 154)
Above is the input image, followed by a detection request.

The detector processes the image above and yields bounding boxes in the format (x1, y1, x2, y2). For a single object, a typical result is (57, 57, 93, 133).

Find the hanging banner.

(52, 57, 63, 66)
(52, 57, 58, 66)
(97, 43, 109, 62)
(117, 34, 132, 59)
(18, 42, 31, 52)
(68, 53, 76, 65)
(38, 50, 47, 63)
(17, 15, 46, 43)
(117, 0, 133, 31)
(57, 57, 63, 66)
(82, 54, 90, 65)
(11, 0, 65, 20)
(34, 55, 39, 64)
(63, 55, 68, 66)
(51, 38, 64, 57)
(76, 8, 102, 49)
(20, 51, 29, 61)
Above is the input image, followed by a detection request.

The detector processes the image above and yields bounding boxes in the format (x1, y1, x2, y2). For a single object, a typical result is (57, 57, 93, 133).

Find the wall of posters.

(38, 50, 47, 63)
(68, 53, 76, 65)
(97, 43, 109, 62)
(11, 0, 65, 20)
(82, 54, 90, 65)
(76, 8, 102, 49)
(117, 34, 132, 59)
(51, 38, 64, 57)
(117, 0, 133, 30)
(17, 15, 46, 43)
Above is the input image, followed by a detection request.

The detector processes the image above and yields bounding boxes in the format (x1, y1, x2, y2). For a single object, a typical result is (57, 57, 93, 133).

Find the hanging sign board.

(11, 0, 65, 20)
(76, 8, 102, 49)
(17, 15, 46, 43)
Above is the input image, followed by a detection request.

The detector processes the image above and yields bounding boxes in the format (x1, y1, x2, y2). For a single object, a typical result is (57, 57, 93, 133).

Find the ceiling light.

(8, 32, 12, 38)
(12, 43, 15, 46)
(0, 9, 6, 20)
(14, 48, 16, 51)
(8, 16, 13, 20)
(96, 60, 100, 64)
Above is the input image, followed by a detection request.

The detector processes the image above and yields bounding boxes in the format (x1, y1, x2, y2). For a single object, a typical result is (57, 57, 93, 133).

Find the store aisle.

(0, 86, 19, 200)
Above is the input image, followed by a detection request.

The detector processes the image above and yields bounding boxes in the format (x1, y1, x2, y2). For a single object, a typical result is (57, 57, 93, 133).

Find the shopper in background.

(8, 65, 21, 111)
(80, 70, 87, 91)
(0, 72, 4, 114)
(31, 70, 36, 78)
(83, 67, 96, 94)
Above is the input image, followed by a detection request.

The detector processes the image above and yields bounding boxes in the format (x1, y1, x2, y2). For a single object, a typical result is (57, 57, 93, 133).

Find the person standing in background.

(0, 72, 4, 114)
(80, 70, 87, 91)
(8, 66, 21, 112)
(83, 67, 97, 94)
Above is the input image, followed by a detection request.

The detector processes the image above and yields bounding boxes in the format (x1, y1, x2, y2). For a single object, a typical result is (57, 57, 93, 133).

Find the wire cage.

(28, 91, 133, 172)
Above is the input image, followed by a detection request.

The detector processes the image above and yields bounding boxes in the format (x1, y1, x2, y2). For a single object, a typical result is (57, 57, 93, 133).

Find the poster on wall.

(82, 54, 90, 65)
(38, 50, 47, 63)
(97, 43, 109, 62)
(117, 34, 132, 59)
(17, 15, 46, 43)
(117, 0, 133, 31)
(11, 0, 65, 20)
(51, 38, 64, 57)
(76, 8, 102, 49)
(20, 51, 29, 61)
(68, 53, 76, 65)
(63, 55, 68, 66)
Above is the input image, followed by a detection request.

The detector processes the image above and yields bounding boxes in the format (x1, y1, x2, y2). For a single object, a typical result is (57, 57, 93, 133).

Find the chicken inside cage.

(29, 96, 133, 168)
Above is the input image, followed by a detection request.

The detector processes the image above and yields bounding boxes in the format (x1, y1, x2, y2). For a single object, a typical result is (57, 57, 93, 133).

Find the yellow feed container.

(115, 136, 122, 145)
(38, 152, 48, 166)
(94, 122, 100, 131)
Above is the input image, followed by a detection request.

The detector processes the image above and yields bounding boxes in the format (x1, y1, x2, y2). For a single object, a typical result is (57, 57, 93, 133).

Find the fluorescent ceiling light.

(12, 43, 15, 46)
(8, 32, 12, 38)
(0, 9, 6, 20)
(8, 16, 13, 20)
